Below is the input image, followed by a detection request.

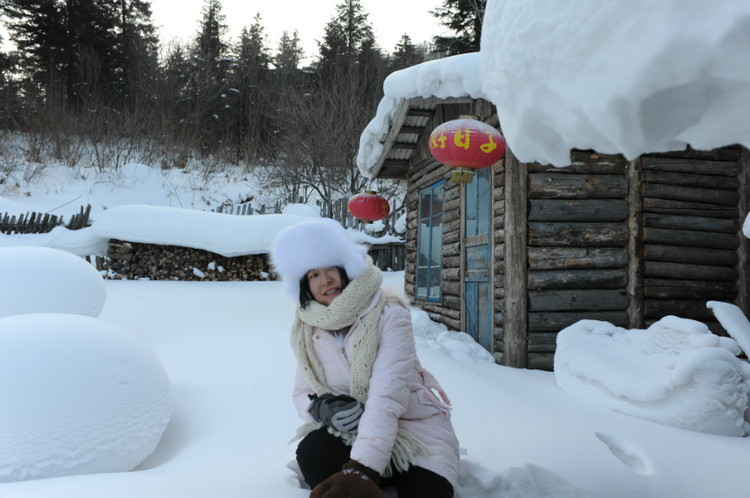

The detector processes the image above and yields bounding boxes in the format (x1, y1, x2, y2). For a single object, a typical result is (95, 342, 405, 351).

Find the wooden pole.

(738, 147, 750, 315)
(627, 158, 645, 328)
(503, 151, 528, 368)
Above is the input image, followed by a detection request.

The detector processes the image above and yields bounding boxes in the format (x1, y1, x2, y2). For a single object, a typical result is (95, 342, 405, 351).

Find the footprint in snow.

(595, 432, 654, 475)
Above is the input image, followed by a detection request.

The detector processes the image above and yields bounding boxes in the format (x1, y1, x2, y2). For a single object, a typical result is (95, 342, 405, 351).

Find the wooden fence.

(212, 201, 282, 216)
(213, 198, 407, 238)
(369, 242, 406, 271)
(0, 204, 91, 234)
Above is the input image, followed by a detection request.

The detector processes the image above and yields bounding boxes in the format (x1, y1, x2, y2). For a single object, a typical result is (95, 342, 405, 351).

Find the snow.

(0, 274, 745, 497)
(0, 313, 172, 483)
(707, 301, 750, 357)
(2, 2, 750, 490)
(744, 213, 750, 239)
(480, 0, 750, 166)
(1, 177, 749, 495)
(0, 246, 106, 318)
(357, 53, 485, 178)
(357, 0, 750, 176)
(555, 317, 750, 437)
(0, 226, 108, 257)
(93, 205, 317, 257)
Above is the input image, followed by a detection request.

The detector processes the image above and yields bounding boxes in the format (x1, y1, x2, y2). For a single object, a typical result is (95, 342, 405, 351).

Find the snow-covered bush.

(0, 313, 172, 483)
(0, 246, 106, 318)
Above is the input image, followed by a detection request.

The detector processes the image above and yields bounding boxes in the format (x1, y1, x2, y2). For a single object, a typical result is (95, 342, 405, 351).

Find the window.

(416, 181, 444, 301)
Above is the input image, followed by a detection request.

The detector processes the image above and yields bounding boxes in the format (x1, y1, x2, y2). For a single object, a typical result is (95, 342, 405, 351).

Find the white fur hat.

(271, 218, 368, 300)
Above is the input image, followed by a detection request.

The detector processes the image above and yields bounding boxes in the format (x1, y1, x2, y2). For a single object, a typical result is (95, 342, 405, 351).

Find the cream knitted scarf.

(290, 261, 428, 475)
(292, 262, 385, 402)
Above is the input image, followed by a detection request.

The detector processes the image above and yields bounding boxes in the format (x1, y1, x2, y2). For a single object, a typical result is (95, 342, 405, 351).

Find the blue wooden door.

(464, 168, 493, 351)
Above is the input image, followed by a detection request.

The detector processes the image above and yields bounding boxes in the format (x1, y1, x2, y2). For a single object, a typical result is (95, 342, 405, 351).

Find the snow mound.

(0, 313, 172, 483)
(411, 307, 495, 363)
(281, 203, 320, 218)
(707, 300, 750, 357)
(0, 246, 106, 318)
(0, 226, 109, 257)
(458, 460, 579, 498)
(554, 316, 750, 436)
(92, 205, 316, 257)
(481, 0, 750, 166)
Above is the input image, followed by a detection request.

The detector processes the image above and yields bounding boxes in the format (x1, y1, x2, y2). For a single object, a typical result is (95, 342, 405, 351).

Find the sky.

(150, 0, 447, 60)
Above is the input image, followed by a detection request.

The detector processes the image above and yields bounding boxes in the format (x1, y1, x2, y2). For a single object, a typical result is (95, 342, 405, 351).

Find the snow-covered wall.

(480, 0, 750, 166)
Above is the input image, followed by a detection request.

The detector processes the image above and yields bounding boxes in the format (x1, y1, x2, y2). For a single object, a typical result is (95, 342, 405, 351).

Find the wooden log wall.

(525, 152, 632, 370)
(492, 157, 506, 363)
(640, 147, 746, 331)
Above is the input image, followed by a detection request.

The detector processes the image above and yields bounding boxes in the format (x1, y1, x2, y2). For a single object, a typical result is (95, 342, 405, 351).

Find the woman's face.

(306, 266, 343, 306)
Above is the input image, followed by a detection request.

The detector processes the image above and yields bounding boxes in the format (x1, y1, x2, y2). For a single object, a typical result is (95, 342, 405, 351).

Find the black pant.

(296, 427, 453, 498)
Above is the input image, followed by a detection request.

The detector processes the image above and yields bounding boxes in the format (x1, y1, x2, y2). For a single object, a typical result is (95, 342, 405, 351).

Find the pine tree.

(3, 0, 75, 108)
(274, 30, 304, 77)
(431, 0, 486, 55)
(188, 0, 230, 152)
(0, 33, 22, 129)
(391, 34, 425, 71)
(317, 0, 380, 86)
(111, 0, 159, 109)
(2, 0, 156, 111)
(267, 0, 386, 216)
(228, 14, 272, 161)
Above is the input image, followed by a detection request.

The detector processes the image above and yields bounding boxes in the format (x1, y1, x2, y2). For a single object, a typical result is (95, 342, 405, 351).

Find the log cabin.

(358, 76, 750, 371)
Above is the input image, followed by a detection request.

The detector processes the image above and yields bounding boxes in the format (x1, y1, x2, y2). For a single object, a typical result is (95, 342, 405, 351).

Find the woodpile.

(101, 240, 274, 281)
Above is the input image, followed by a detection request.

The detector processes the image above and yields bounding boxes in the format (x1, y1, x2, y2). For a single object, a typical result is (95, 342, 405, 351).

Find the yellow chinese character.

(454, 128, 471, 150)
(431, 131, 447, 149)
(480, 133, 497, 153)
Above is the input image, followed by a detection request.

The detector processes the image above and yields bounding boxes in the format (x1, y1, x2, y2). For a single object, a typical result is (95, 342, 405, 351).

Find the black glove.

(309, 393, 364, 434)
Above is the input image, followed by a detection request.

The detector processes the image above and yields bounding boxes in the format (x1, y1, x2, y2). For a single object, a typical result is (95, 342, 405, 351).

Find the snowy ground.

(2, 0, 750, 485)
(0, 272, 748, 498)
(1, 157, 749, 497)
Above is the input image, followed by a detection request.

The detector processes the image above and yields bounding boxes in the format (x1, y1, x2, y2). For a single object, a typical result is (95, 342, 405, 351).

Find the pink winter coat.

(293, 290, 460, 488)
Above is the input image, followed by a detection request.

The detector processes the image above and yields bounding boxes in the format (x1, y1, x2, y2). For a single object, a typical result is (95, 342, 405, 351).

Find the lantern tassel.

(450, 167, 476, 184)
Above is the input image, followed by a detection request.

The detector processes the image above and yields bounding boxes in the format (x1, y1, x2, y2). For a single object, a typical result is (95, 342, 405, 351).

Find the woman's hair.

(298, 266, 350, 309)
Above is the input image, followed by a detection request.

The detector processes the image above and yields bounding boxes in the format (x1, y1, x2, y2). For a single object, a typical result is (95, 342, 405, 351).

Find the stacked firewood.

(102, 239, 275, 281)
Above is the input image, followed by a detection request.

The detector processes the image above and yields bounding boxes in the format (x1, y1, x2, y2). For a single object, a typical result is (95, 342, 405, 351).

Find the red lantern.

(428, 115, 506, 183)
(348, 190, 390, 223)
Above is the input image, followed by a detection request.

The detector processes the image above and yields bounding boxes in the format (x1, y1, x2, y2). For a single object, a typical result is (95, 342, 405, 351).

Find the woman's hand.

(309, 393, 364, 434)
(310, 459, 382, 498)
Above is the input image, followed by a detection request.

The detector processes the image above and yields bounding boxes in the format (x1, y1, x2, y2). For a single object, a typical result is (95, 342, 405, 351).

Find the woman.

(271, 218, 459, 498)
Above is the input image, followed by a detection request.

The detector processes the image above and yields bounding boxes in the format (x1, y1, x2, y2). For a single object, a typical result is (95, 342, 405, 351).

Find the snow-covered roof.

(357, 53, 485, 178)
(358, 0, 750, 173)
(481, 0, 750, 166)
